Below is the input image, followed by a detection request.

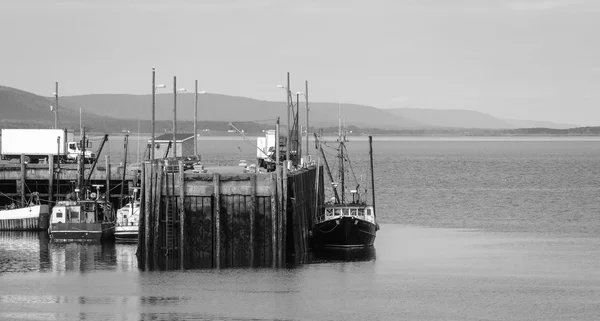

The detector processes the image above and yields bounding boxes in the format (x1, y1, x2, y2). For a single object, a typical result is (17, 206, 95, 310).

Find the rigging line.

(0, 190, 22, 205)
(342, 144, 360, 190)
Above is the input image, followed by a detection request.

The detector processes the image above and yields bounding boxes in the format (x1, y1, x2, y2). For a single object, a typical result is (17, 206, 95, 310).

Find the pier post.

(270, 172, 278, 268)
(48, 154, 54, 206)
(282, 165, 288, 267)
(153, 162, 163, 270)
(213, 173, 221, 269)
(143, 162, 152, 270)
(178, 160, 185, 270)
(249, 174, 256, 267)
(20, 154, 26, 207)
(105, 156, 110, 200)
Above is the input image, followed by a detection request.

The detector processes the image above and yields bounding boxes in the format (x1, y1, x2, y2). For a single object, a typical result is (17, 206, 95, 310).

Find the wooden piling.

(48, 154, 54, 206)
(249, 174, 256, 267)
(270, 172, 278, 268)
(178, 160, 185, 270)
(143, 162, 152, 270)
(281, 165, 288, 267)
(152, 162, 163, 270)
(105, 156, 110, 200)
(20, 154, 26, 207)
(213, 173, 221, 269)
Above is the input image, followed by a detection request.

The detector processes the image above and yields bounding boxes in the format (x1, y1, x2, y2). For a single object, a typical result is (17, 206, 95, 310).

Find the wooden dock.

(137, 160, 323, 270)
(0, 155, 138, 215)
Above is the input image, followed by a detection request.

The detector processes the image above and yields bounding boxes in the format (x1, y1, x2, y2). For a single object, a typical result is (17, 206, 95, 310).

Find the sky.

(1, 0, 599, 125)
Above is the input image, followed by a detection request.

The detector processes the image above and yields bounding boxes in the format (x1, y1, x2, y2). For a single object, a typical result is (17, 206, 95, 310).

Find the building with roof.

(149, 133, 195, 159)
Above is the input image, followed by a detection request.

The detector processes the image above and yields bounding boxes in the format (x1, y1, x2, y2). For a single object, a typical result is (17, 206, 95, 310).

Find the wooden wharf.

(137, 159, 323, 270)
(0, 154, 138, 217)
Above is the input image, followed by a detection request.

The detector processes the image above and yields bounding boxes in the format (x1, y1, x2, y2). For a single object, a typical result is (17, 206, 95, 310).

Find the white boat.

(0, 192, 50, 230)
(115, 190, 140, 242)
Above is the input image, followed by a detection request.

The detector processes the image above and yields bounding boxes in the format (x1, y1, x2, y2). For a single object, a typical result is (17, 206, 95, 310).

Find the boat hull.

(312, 216, 377, 250)
(115, 225, 139, 242)
(0, 205, 50, 231)
(49, 222, 114, 243)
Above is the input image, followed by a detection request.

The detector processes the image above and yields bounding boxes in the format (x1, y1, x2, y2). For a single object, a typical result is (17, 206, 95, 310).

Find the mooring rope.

(314, 222, 339, 234)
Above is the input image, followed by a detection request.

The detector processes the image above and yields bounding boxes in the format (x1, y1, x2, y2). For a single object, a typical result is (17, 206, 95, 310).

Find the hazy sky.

(1, 0, 599, 125)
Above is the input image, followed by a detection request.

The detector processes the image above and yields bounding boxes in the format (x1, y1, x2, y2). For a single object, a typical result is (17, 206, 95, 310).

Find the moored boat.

(114, 190, 140, 242)
(313, 204, 377, 250)
(47, 131, 114, 242)
(48, 187, 115, 242)
(312, 126, 379, 250)
(0, 192, 49, 231)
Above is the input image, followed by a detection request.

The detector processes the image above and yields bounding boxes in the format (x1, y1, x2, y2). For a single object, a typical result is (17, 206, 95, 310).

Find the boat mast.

(120, 134, 130, 207)
(314, 133, 339, 203)
(368, 135, 376, 220)
(338, 102, 345, 204)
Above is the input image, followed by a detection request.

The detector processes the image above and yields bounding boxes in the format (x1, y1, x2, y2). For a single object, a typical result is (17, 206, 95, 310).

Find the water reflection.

(0, 231, 139, 273)
(311, 246, 377, 263)
(0, 231, 49, 273)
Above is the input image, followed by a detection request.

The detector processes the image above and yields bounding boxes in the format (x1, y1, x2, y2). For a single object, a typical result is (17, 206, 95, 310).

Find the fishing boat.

(312, 129, 379, 250)
(48, 186, 115, 242)
(0, 192, 49, 230)
(48, 132, 114, 242)
(114, 189, 140, 242)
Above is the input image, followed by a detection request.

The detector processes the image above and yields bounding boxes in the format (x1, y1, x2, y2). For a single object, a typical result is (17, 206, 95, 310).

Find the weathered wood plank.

(153, 163, 163, 270)
(213, 173, 220, 269)
(20, 154, 26, 207)
(270, 172, 278, 268)
(249, 174, 256, 267)
(179, 160, 185, 270)
(48, 154, 54, 207)
(281, 166, 288, 267)
(143, 162, 152, 270)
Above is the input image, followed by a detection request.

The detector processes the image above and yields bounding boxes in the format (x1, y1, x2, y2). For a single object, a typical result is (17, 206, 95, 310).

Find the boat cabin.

(317, 204, 376, 224)
(50, 200, 112, 224)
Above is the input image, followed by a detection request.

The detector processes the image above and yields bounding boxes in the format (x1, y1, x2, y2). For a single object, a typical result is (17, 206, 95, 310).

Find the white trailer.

(0, 129, 95, 163)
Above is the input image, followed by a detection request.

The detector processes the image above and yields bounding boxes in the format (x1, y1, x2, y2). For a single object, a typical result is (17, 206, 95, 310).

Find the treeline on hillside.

(318, 126, 600, 136)
(2, 118, 599, 136)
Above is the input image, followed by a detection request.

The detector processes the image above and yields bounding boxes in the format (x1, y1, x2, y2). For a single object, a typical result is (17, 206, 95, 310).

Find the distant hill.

(58, 93, 428, 130)
(0, 86, 132, 131)
(0, 86, 67, 128)
(501, 118, 578, 130)
(0, 85, 588, 132)
(386, 108, 577, 129)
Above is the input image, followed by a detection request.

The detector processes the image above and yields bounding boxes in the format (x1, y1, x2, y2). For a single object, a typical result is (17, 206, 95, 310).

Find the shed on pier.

(150, 133, 195, 159)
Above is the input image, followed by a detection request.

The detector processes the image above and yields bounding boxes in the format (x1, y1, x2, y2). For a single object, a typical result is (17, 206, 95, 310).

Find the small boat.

(312, 118, 379, 250)
(48, 130, 114, 242)
(0, 192, 50, 230)
(48, 186, 115, 242)
(114, 190, 140, 242)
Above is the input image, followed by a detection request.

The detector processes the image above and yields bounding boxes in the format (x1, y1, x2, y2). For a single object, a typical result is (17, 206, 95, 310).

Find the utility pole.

(286, 72, 291, 166)
(275, 117, 280, 169)
(194, 80, 198, 157)
(305, 80, 309, 159)
(173, 76, 177, 158)
(79, 108, 82, 141)
(54, 82, 59, 129)
(296, 92, 301, 163)
(151, 68, 156, 161)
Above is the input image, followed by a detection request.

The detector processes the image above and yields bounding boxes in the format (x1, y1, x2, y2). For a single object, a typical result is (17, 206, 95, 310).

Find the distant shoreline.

(81, 133, 600, 142)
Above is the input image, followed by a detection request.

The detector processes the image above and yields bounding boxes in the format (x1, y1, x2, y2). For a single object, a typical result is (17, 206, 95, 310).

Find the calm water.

(1, 138, 599, 320)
